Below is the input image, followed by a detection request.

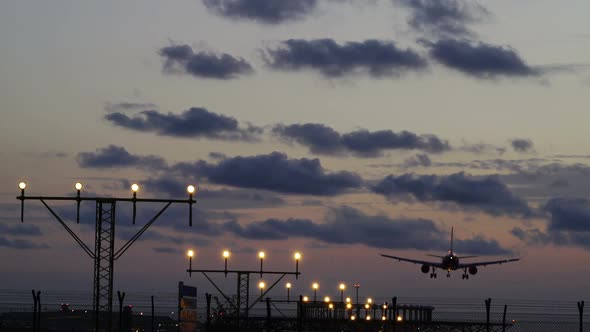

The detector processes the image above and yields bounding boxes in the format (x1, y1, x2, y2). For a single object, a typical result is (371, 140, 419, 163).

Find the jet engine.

(421, 265, 430, 273)
(468, 266, 478, 275)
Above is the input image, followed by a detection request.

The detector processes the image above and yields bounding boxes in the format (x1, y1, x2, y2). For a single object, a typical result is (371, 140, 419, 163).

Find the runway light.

(324, 296, 330, 303)
(367, 298, 372, 304)
(223, 250, 230, 258)
(346, 303, 352, 309)
(259, 251, 265, 259)
(366, 316, 371, 321)
(259, 281, 266, 289)
(382, 316, 386, 321)
(294, 252, 301, 260)
(339, 283, 346, 290)
(328, 303, 334, 309)
(383, 304, 388, 309)
(187, 250, 194, 258)
(131, 184, 139, 192)
(346, 297, 351, 303)
(75, 182, 83, 190)
(312, 283, 319, 290)
(19, 182, 26, 190)
(365, 304, 370, 309)
(286, 283, 292, 289)
(187, 185, 195, 194)
(350, 315, 356, 321)
(303, 296, 309, 302)
(397, 316, 403, 322)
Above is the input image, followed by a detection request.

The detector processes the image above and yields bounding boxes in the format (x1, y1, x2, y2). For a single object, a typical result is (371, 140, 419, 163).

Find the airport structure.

(16, 181, 196, 332)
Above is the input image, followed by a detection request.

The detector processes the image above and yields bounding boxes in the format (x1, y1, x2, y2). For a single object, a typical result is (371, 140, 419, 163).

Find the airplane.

(380, 228, 519, 279)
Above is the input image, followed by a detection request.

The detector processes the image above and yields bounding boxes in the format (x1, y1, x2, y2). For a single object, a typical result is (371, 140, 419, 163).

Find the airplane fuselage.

(441, 251, 460, 271)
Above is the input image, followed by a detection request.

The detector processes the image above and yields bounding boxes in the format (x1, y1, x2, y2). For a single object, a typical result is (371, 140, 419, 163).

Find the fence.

(0, 290, 586, 332)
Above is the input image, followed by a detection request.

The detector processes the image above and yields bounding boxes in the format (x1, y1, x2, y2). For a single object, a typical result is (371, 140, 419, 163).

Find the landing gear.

(446, 272, 451, 278)
(461, 268, 469, 280)
(430, 267, 437, 279)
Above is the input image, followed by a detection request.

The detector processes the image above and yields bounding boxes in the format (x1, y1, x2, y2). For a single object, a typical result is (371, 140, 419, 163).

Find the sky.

(1, 0, 590, 303)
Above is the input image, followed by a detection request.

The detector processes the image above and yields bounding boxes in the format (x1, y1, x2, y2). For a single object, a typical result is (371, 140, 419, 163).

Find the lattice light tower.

(186, 249, 301, 328)
(17, 181, 196, 332)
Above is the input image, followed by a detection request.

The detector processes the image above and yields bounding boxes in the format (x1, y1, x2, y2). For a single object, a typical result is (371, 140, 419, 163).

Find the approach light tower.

(17, 181, 196, 332)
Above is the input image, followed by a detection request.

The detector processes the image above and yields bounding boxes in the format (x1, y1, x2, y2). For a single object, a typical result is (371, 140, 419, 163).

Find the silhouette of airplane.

(380, 227, 519, 279)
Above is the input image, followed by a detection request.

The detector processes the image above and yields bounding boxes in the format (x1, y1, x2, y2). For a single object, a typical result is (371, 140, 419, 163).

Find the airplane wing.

(380, 254, 443, 268)
(458, 258, 520, 268)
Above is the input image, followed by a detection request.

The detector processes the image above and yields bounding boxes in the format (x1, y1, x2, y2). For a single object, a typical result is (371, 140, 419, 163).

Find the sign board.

(179, 281, 198, 332)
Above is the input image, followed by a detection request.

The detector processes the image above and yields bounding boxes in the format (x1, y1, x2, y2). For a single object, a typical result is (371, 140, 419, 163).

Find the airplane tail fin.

(450, 227, 454, 252)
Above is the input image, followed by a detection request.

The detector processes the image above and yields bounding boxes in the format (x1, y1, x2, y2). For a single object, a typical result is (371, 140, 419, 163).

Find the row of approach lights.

(186, 250, 302, 279)
(18, 182, 196, 224)
(299, 295, 402, 322)
(18, 181, 196, 195)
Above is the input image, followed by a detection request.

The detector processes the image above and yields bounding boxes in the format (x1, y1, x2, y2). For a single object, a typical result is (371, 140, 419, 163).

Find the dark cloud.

(77, 145, 168, 170)
(159, 44, 253, 79)
(0, 223, 43, 236)
(404, 154, 432, 167)
(263, 38, 428, 78)
(105, 107, 261, 141)
(373, 172, 533, 217)
(174, 152, 362, 195)
(396, 0, 489, 37)
(0, 236, 49, 250)
(221, 206, 511, 254)
(543, 198, 590, 232)
(511, 198, 590, 250)
(202, 0, 318, 24)
(453, 236, 512, 255)
(426, 39, 538, 78)
(511, 138, 534, 153)
(273, 123, 450, 157)
(104, 102, 158, 113)
(153, 247, 183, 254)
(138, 176, 287, 209)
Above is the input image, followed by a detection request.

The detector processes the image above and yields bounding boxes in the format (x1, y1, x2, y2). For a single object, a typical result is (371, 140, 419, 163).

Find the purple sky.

(1, 0, 590, 302)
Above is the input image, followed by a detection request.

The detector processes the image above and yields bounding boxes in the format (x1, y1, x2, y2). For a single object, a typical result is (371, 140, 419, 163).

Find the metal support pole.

(118, 291, 125, 332)
(485, 298, 492, 332)
(93, 200, 116, 332)
(32, 290, 38, 332)
(502, 304, 508, 332)
(578, 301, 584, 332)
(206, 293, 212, 327)
(151, 296, 155, 332)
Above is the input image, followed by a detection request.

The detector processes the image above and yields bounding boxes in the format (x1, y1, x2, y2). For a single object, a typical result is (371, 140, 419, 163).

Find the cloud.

(373, 172, 533, 217)
(543, 198, 590, 232)
(403, 154, 432, 167)
(263, 38, 428, 78)
(202, 0, 318, 24)
(273, 123, 450, 157)
(138, 176, 287, 209)
(511, 198, 590, 250)
(104, 102, 158, 113)
(0, 223, 43, 236)
(105, 107, 261, 141)
(426, 39, 538, 78)
(153, 247, 183, 254)
(511, 138, 534, 153)
(77, 145, 168, 170)
(221, 206, 511, 254)
(174, 152, 362, 195)
(0, 236, 49, 250)
(159, 44, 253, 79)
(395, 0, 489, 37)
